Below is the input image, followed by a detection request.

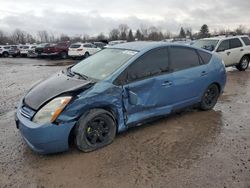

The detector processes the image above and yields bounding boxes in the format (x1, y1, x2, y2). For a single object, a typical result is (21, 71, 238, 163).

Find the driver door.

(116, 47, 175, 125)
(216, 39, 231, 66)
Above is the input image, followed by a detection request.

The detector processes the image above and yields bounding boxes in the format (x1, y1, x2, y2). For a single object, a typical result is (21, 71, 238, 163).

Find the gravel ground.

(0, 58, 249, 188)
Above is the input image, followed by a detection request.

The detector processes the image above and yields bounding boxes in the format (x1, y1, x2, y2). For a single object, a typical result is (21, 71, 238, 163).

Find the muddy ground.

(0, 58, 249, 188)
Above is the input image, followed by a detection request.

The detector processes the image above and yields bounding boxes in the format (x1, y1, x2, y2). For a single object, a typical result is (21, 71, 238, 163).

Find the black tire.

(84, 52, 90, 58)
(200, 84, 220, 111)
(236, 56, 249, 71)
(3, 52, 8, 58)
(75, 109, 116, 152)
(60, 51, 67, 59)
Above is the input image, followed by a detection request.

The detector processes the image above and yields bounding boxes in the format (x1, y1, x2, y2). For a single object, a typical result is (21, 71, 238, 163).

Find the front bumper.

(16, 107, 76, 154)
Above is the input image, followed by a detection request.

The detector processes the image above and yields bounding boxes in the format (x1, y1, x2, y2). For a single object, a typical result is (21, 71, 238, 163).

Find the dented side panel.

(57, 82, 127, 132)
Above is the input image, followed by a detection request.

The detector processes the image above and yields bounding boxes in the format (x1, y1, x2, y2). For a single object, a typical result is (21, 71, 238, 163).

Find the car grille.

(20, 105, 36, 120)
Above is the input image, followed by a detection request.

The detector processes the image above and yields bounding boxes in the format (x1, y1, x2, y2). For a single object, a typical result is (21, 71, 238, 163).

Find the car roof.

(200, 35, 249, 41)
(110, 41, 176, 52)
(109, 41, 198, 52)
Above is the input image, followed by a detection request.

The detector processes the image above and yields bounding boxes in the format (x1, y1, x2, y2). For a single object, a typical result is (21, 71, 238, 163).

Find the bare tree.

(140, 24, 149, 38)
(235, 25, 247, 35)
(26, 33, 36, 44)
(0, 30, 9, 45)
(97, 33, 106, 41)
(11, 29, 27, 44)
(109, 29, 120, 40)
(60, 34, 70, 41)
(38, 30, 49, 43)
(118, 24, 129, 40)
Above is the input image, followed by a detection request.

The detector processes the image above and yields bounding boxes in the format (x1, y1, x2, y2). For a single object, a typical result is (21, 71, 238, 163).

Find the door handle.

(201, 71, 208, 77)
(240, 49, 244, 52)
(162, 81, 172, 87)
(227, 52, 231, 56)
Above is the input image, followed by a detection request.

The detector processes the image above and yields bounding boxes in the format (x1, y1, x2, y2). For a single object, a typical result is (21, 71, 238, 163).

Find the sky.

(0, 0, 249, 36)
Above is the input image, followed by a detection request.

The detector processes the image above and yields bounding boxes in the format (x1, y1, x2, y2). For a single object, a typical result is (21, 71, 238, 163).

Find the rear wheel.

(75, 109, 116, 152)
(200, 84, 220, 111)
(84, 52, 90, 58)
(236, 56, 249, 71)
(3, 52, 8, 58)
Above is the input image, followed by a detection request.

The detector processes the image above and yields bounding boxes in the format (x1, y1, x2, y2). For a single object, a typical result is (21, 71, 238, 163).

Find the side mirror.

(128, 90, 138, 105)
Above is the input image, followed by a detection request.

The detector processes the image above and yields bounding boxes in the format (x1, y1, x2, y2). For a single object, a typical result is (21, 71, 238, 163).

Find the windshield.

(71, 48, 137, 80)
(192, 40, 219, 51)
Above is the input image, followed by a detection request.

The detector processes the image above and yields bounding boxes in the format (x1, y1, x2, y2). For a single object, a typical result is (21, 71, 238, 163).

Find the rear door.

(228, 38, 244, 64)
(169, 46, 210, 109)
(116, 47, 175, 124)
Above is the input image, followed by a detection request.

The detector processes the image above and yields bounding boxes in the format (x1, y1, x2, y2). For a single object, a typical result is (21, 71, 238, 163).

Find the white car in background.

(193, 35, 250, 71)
(68, 43, 101, 59)
(20, 45, 36, 57)
(0, 46, 11, 57)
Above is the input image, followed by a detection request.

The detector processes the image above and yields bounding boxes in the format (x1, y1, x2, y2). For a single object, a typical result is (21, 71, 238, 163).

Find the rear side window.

(197, 50, 212, 64)
(217, 40, 230, 52)
(241, 37, 250, 46)
(170, 47, 200, 71)
(70, 44, 81, 48)
(116, 48, 169, 84)
(84, 44, 92, 48)
(229, 38, 242, 49)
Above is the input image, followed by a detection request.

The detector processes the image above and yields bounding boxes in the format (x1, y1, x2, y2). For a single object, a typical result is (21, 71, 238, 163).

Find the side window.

(197, 50, 212, 64)
(116, 48, 169, 84)
(170, 47, 200, 71)
(217, 40, 230, 52)
(229, 38, 242, 49)
(241, 37, 250, 46)
(84, 44, 91, 48)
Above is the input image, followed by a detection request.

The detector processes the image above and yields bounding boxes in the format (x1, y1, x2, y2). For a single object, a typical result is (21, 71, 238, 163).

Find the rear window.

(241, 37, 250, 46)
(23, 46, 29, 49)
(197, 50, 212, 64)
(70, 44, 81, 48)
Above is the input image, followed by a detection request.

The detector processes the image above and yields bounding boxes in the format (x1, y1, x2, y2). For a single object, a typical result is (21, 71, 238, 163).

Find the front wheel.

(75, 109, 116, 152)
(60, 51, 68, 59)
(236, 56, 249, 71)
(200, 84, 220, 111)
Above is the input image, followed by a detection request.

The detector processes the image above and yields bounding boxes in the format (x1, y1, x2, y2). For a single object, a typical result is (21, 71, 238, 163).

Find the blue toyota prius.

(15, 42, 226, 154)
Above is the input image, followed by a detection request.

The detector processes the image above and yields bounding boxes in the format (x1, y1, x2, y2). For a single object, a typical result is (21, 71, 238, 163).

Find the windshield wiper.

(64, 67, 74, 77)
(72, 71, 88, 80)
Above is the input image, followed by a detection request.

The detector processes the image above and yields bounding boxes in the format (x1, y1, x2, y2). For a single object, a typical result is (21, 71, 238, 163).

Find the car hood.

(24, 72, 93, 110)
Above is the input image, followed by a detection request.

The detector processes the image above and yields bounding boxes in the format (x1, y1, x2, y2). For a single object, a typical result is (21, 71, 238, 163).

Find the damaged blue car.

(15, 42, 226, 154)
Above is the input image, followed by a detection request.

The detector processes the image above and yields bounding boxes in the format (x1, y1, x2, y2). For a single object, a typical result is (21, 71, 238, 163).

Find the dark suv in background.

(42, 41, 71, 59)
(35, 43, 50, 57)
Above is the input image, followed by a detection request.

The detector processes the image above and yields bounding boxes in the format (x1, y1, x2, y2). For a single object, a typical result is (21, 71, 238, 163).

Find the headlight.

(32, 96, 72, 124)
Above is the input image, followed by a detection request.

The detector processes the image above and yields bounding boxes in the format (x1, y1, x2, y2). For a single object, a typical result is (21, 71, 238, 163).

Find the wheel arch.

(68, 105, 120, 145)
(242, 53, 250, 61)
(211, 82, 221, 93)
